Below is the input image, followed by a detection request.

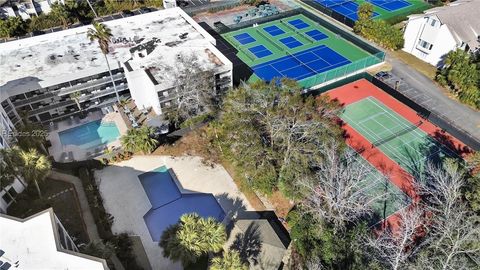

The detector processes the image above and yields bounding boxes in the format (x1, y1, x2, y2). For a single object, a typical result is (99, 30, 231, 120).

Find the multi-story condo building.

(0, 7, 232, 212)
(0, 208, 109, 270)
(0, 7, 232, 126)
(0, 0, 65, 20)
(402, 0, 480, 67)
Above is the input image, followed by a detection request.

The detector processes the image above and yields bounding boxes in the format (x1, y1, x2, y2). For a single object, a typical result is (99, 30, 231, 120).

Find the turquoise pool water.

(59, 120, 120, 149)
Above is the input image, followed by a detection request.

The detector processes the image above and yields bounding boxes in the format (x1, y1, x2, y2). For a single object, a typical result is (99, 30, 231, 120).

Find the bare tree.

(365, 207, 425, 270)
(166, 54, 217, 127)
(413, 160, 480, 270)
(298, 141, 389, 229)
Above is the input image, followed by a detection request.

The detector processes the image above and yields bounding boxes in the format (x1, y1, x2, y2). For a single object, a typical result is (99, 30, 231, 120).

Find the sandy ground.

(95, 155, 254, 270)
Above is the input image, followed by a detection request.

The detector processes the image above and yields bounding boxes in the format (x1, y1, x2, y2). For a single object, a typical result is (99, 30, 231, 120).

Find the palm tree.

(159, 213, 227, 267)
(120, 126, 158, 154)
(15, 110, 47, 153)
(210, 250, 248, 270)
(50, 3, 70, 29)
(70, 91, 82, 112)
(0, 147, 27, 189)
(18, 148, 51, 198)
(87, 22, 120, 103)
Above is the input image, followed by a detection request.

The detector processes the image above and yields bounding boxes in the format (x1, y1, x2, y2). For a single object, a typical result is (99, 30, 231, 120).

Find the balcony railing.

(58, 73, 125, 96)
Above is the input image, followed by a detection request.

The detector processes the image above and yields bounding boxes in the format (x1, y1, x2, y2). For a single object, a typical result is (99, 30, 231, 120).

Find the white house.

(0, 208, 109, 270)
(402, 0, 480, 67)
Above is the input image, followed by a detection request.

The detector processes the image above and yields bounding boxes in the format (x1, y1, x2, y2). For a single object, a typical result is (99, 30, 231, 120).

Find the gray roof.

(423, 0, 480, 49)
(226, 218, 289, 270)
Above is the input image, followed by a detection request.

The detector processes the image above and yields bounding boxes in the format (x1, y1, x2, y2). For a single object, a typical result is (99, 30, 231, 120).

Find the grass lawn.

(390, 50, 437, 79)
(7, 178, 90, 244)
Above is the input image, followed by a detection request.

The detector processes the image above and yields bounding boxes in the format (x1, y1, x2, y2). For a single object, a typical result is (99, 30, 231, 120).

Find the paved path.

(49, 170, 125, 270)
(386, 53, 480, 143)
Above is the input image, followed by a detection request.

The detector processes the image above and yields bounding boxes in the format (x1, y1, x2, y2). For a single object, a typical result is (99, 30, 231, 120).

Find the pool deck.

(95, 155, 254, 270)
(47, 109, 128, 162)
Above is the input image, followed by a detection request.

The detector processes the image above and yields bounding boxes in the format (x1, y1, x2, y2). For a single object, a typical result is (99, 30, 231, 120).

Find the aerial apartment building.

(0, 208, 109, 270)
(0, 7, 232, 212)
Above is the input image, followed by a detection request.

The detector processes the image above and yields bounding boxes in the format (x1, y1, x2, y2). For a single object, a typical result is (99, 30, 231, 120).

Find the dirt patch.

(268, 191, 294, 219)
(153, 128, 266, 211)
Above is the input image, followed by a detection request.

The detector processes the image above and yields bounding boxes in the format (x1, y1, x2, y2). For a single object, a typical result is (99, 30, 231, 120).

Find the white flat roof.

(0, 208, 108, 270)
(0, 7, 227, 95)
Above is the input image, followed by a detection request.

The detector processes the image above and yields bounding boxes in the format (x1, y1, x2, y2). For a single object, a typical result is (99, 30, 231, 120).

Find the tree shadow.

(430, 130, 471, 157)
(230, 222, 263, 266)
(215, 192, 248, 236)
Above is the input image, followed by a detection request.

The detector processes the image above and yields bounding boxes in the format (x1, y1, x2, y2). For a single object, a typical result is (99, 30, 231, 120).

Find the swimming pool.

(139, 166, 225, 242)
(58, 120, 120, 149)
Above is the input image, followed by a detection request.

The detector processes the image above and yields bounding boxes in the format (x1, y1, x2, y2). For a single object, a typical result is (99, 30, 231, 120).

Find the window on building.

(418, 39, 433, 50)
(1, 187, 17, 204)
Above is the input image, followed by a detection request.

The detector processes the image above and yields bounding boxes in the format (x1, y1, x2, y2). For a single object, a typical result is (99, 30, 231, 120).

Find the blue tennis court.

(288, 18, 310, 29)
(279, 36, 303, 49)
(252, 45, 351, 82)
(263, 25, 285, 36)
(368, 0, 411, 11)
(233, 33, 256, 45)
(305, 29, 328, 41)
(249, 45, 273, 58)
(314, 0, 379, 21)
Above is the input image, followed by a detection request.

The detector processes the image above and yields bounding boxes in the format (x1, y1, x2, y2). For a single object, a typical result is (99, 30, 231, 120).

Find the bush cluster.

(353, 3, 404, 50)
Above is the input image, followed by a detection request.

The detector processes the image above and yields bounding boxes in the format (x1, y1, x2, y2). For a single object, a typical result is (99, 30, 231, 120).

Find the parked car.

(375, 71, 392, 80)
(122, 10, 134, 17)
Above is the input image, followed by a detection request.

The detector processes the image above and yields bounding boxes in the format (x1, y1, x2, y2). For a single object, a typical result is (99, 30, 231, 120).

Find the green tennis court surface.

(341, 97, 458, 176)
(222, 14, 382, 87)
(351, 149, 411, 224)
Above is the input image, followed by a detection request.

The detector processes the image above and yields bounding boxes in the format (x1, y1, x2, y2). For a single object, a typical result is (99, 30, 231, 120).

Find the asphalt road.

(386, 53, 480, 145)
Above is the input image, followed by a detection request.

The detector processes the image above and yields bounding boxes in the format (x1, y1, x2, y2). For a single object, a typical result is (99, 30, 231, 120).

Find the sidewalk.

(49, 170, 125, 270)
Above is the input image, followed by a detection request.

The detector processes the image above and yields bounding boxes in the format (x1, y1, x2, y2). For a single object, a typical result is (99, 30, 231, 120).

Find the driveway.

(386, 53, 480, 146)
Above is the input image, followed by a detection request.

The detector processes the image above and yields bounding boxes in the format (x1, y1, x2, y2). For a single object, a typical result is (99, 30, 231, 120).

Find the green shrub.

(354, 3, 404, 50)
(78, 167, 113, 239)
(109, 233, 144, 270)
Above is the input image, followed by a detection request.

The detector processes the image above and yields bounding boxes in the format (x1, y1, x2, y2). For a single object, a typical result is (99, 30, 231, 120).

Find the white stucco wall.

(123, 67, 162, 114)
(403, 15, 459, 67)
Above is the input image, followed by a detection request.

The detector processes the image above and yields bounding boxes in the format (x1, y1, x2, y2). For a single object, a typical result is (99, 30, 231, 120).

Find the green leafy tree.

(436, 49, 479, 108)
(87, 22, 120, 103)
(50, 3, 71, 29)
(18, 148, 51, 198)
(0, 147, 27, 190)
(0, 17, 26, 38)
(120, 126, 158, 154)
(354, 3, 404, 50)
(208, 80, 342, 197)
(15, 112, 47, 153)
(465, 152, 480, 212)
(353, 2, 374, 34)
(159, 213, 227, 267)
(287, 208, 374, 269)
(210, 250, 248, 270)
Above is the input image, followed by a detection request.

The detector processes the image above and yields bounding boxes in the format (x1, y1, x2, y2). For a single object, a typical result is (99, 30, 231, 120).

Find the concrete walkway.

(49, 170, 125, 270)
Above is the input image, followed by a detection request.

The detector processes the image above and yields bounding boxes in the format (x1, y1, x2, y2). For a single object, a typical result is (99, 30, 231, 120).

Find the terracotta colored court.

(324, 79, 471, 229)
